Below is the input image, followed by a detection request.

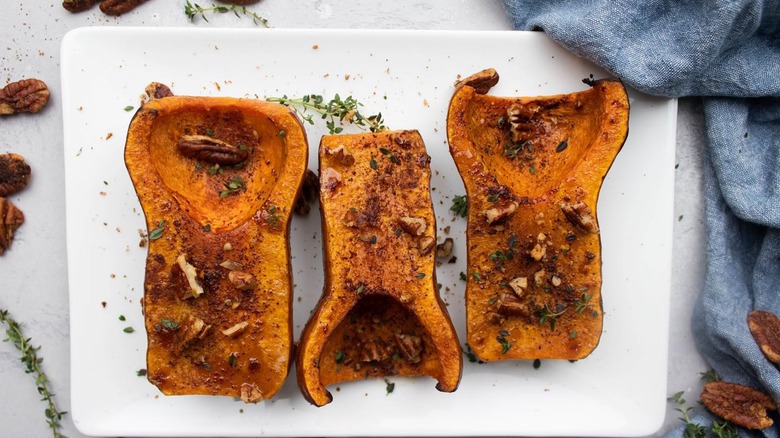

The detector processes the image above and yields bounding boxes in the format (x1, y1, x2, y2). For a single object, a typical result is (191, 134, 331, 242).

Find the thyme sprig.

(669, 388, 737, 438)
(184, 0, 269, 27)
(450, 195, 468, 218)
(266, 94, 386, 134)
(0, 309, 67, 438)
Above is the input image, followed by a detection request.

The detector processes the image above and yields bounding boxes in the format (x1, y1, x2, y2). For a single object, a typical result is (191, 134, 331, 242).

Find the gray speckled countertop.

(0, 1, 707, 436)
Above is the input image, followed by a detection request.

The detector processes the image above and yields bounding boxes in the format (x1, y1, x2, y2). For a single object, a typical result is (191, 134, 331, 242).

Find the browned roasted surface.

(296, 130, 462, 406)
(700, 381, 777, 430)
(447, 73, 629, 361)
(125, 93, 308, 401)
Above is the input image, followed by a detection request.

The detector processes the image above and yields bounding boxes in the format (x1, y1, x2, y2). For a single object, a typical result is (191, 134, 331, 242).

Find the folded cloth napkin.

(501, 0, 780, 435)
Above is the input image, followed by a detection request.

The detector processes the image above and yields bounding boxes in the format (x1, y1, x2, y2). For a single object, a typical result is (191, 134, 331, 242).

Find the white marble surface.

(0, 1, 707, 436)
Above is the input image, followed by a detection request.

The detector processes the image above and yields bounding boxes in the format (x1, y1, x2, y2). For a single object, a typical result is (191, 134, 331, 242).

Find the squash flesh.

(125, 96, 308, 400)
(447, 76, 629, 361)
(296, 130, 462, 406)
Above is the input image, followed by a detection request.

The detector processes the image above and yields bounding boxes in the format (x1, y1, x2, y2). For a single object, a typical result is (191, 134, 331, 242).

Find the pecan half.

(454, 68, 499, 95)
(394, 333, 423, 364)
(561, 201, 599, 234)
(0, 198, 24, 255)
(0, 79, 50, 115)
(700, 381, 777, 430)
(145, 82, 173, 100)
(0, 153, 31, 197)
(748, 310, 780, 364)
(177, 135, 248, 165)
(99, 0, 149, 15)
(62, 0, 97, 12)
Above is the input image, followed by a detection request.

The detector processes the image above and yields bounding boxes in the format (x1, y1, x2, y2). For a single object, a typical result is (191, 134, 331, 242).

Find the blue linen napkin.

(501, 0, 780, 435)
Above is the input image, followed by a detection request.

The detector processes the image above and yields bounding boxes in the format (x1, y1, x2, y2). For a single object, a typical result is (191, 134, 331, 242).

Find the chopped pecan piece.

(0, 198, 24, 255)
(748, 310, 780, 364)
(397, 216, 427, 236)
(240, 383, 263, 403)
(454, 68, 499, 95)
(177, 315, 211, 353)
(394, 333, 423, 364)
(530, 243, 546, 261)
(145, 82, 173, 100)
(325, 144, 356, 167)
(221, 321, 249, 337)
(436, 237, 454, 259)
(219, 259, 243, 271)
(561, 201, 599, 234)
(484, 201, 518, 225)
(100, 0, 149, 15)
(62, 0, 97, 12)
(176, 254, 204, 298)
(228, 270, 257, 290)
(177, 135, 248, 165)
(418, 236, 435, 256)
(496, 292, 529, 317)
(0, 79, 49, 115)
(508, 277, 528, 296)
(700, 381, 777, 430)
(320, 167, 342, 194)
(0, 153, 31, 196)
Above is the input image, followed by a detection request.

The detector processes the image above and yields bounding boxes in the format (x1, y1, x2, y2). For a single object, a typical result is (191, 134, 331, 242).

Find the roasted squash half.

(296, 130, 462, 406)
(125, 90, 308, 402)
(447, 69, 629, 361)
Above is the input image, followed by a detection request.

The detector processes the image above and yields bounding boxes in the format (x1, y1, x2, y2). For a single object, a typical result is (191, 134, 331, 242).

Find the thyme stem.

(184, 0, 269, 27)
(266, 94, 387, 134)
(0, 309, 67, 438)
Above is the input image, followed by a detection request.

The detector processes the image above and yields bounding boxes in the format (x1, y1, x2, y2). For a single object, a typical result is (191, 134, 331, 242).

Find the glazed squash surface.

(125, 95, 308, 402)
(447, 70, 629, 361)
(296, 130, 462, 406)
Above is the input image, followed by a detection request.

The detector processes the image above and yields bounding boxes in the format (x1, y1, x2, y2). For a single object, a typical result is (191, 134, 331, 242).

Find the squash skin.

(125, 96, 308, 401)
(296, 130, 462, 407)
(447, 74, 629, 361)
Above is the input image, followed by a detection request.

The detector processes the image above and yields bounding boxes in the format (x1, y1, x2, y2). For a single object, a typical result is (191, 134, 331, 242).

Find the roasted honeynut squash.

(297, 130, 462, 407)
(125, 84, 308, 402)
(447, 69, 629, 361)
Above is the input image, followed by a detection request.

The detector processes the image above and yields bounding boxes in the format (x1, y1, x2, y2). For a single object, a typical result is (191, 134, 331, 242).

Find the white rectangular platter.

(61, 27, 676, 437)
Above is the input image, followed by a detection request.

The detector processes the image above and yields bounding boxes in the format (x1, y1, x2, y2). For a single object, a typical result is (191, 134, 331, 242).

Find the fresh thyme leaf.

(699, 369, 721, 383)
(335, 351, 345, 364)
(136, 368, 147, 377)
(0, 309, 68, 438)
(463, 343, 485, 364)
(266, 94, 387, 134)
(148, 220, 165, 240)
(161, 318, 179, 330)
(415, 272, 425, 279)
(496, 332, 514, 354)
(533, 359, 541, 369)
(356, 284, 364, 295)
(369, 158, 378, 170)
(184, 0, 269, 27)
(459, 271, 467, 281)
(123, 326, 135, 333)
(123, 105, 134, 112)
(384, 378, 395, 395)
(450, 195, 468, 218)
(575, 293, 593, 314)
(556, 139, 569, 153)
